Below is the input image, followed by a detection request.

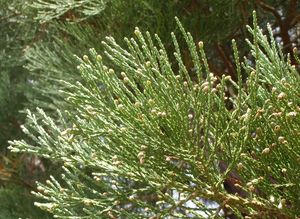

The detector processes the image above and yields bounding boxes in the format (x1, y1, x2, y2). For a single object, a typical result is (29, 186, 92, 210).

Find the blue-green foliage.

(10, 15, 300, 218)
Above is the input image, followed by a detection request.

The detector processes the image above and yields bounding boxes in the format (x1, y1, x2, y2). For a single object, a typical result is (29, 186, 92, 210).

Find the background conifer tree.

(0, 0, 52, 217)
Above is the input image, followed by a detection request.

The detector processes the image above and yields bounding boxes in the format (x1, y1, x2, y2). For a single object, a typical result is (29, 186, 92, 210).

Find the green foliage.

(1, 2, 257, 218)
(29, 0, 110, 22)
(2, 1, 300, 218)
(9, 14, 300, 218)
(0, 185, 52, 219)
(21, 0, 300, 114)
(0, 2, 54, 218)
(0, 0, 31, 147)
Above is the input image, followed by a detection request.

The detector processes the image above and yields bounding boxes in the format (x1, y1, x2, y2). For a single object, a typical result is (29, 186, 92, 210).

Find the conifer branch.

(8, 13, 300, 218)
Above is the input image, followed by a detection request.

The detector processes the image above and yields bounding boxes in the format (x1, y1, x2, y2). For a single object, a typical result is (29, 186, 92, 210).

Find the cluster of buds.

(83, 198, 95, 206)
(278, 136, 287, 144)
(145, 61, 151, 68)
(193, 84, 199, 91)
(183, 81, 188, 87)
(277, 92, 286, 100)
(120, 72, 130, 83)
(287, 111, 297, 118)
(117, 104, 124, 110)
(93, 176, 101, 182)
(83, 55, 89, 62)
(134, 27, 141, 37)
(86, 105, 97, 115)
(269, 143, 277, 150)
(237, 162, 244, 171)
(271, 111, 282, 117)
(246, 177, 263, 192)
(112, 155, 121, 166)
(134, 101, 142, 108)
(274, 125, 281, 133)
(96, 54, 102, 62)
(201, 81, 210, 92)
(108, 68, 115, 75)
(157, 111, 167, 117)
(281, 168, 287, 175)
(137, 145, 147, 165)
(255, 108, 265, 119)
(261, 147, 270, 155)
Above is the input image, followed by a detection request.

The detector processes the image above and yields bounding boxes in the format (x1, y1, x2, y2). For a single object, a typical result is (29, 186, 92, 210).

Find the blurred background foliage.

(0, 0, 299, 218)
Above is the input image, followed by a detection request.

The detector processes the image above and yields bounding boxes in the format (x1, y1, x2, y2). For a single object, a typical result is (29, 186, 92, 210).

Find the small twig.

(286, 0, 298, 23)
(0, 12, 21, 22)
(215, 44, 236, 80)
(256, 0, 282, 23)
(291, 14, 300, 26)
